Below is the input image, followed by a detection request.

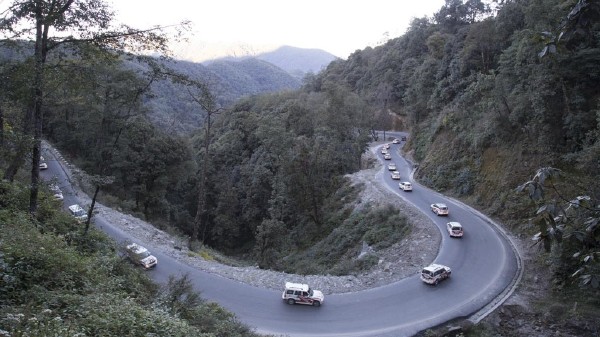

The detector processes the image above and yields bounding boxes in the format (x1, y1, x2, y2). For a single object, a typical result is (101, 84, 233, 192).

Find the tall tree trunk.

(186, 86, 219, 249)
(193, 114, 211, 245)
(84, 185, 100, 236)
(0, 105, 4, 148)
(29, 3, 49, 216)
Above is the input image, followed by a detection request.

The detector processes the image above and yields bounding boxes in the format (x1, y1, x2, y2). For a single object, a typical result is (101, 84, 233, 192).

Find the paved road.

(41, 136, 520, 337)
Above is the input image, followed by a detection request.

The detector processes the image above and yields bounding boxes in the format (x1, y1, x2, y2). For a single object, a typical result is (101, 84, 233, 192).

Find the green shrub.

(280, 204, 410, 275)
(0, 180, 262, 337)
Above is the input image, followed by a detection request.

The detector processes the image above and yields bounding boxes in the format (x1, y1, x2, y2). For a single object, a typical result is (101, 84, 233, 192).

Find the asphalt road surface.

(41, 136, 520, 337)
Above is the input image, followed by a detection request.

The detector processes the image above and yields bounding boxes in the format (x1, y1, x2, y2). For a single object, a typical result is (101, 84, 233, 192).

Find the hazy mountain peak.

(204, 45, 339, 79)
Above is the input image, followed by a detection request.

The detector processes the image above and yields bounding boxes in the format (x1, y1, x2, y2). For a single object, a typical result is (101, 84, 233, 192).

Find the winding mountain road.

(41, 135, 521, 337)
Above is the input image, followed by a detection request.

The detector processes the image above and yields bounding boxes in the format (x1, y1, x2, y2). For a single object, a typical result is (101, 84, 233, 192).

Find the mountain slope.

(256, 45, 338, 78)
(205, 45, 338, 79)
(132, 57, 301, 134)
(204, 58, 301, 98)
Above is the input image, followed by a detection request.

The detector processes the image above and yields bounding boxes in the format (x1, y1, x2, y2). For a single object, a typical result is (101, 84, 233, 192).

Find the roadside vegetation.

(1, 0, 600, 335)
(0, 180, 265, 337)
(310, 0, 600, 295)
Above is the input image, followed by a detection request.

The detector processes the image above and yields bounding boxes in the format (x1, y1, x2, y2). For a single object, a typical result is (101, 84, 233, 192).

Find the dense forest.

(1, 0, 600, 334)
(316, 0, 600, 288)
(2, 0, 599, 280)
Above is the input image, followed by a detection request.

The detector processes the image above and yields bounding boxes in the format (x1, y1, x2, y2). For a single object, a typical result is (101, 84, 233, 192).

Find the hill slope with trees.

(312, 0, 600, 283)
(133, 56, 302, 135)
(1, 0, 599, 335)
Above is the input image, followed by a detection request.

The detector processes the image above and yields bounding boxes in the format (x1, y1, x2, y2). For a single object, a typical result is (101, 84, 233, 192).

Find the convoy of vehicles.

(282, 282, 324, 307)
(51, 134, 469, 307)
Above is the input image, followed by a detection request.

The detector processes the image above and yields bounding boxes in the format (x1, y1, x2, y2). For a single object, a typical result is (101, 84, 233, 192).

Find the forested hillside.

(205, 58, 301, 99)
(311, 0, 600, 286)
(2, 1, 600, 335)
(0, 44, 301, 136)
(132, 56, 302, 134)
(2, 0, 598, 282)
(0, 181, 264, 336)
(319, 0, 599, 204)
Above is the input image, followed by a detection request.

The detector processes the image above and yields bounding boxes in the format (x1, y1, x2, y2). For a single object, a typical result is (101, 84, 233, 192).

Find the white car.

(446, 222, 463, 237)
(68, 204, 88, 222)
(125, 243, 158, 269)
(39, 156, 48, 170)
(392, 138, 400, 144)
(420, 264, 451, 285)
(387, 163, 397, 171)
(383, 143, 390, 149)
(399, 181, 412, 191)
(383, 153, 392, 160)
(381, 148, 388, 154)
(282, 282, 324, 307)
(431, 203, 449, 216)
(50, 184, 63, 200)
(390, 171, 400, 180)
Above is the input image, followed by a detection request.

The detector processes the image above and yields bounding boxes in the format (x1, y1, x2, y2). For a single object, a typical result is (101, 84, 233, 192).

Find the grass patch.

(198, 249, 214, 261)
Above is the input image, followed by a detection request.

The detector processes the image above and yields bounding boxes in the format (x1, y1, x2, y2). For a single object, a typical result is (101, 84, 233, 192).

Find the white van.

(282, 282, 324, 307)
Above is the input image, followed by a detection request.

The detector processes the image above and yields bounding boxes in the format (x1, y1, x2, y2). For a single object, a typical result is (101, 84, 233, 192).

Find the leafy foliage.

(2, 0, 599, 290)
(298, 0, 600, 291)
(280, 203, 410, 276)
(0, 180, 263, 336)
(191, 86, 372, 254)
(518, 167, 600, 288)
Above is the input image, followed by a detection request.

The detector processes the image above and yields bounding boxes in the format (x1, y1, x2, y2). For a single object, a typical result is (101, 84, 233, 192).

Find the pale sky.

(110, 0, 446, 62)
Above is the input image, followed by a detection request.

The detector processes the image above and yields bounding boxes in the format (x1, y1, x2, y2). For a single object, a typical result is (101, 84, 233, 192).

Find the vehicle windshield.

(135, 250, 151, 259)
(74, 209, 86, 217)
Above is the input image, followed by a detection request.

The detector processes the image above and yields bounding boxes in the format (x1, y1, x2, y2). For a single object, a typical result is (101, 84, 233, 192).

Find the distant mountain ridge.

(205, 45, 339, 78)
(204, 58, 301, 96)
(0, 44, 324, 134)
(140, 57, 302, 134)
